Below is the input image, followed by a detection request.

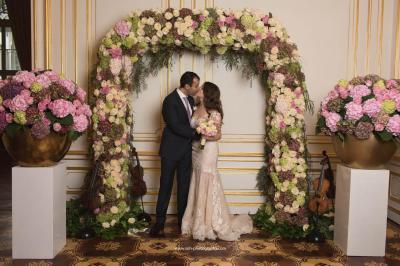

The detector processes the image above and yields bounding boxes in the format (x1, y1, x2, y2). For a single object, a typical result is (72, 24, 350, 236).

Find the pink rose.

(53, 122, 62, 132)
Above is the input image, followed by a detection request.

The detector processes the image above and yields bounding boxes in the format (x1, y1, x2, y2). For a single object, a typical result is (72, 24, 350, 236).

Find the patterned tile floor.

(0, 157, 400, 265)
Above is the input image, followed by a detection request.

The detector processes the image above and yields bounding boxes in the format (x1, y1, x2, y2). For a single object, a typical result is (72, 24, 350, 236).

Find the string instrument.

(308, 152, 333, 214)
(130, 147, 147, 197)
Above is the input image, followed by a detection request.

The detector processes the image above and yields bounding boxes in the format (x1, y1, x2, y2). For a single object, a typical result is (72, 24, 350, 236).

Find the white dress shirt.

(177, 88, 192, 118)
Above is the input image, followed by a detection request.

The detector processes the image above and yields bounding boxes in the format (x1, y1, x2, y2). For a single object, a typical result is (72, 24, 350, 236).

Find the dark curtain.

(5, 0, 31, 70)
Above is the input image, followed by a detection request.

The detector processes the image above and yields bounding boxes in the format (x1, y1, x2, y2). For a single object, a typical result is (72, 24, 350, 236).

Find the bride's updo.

(203, 82, 224, 119)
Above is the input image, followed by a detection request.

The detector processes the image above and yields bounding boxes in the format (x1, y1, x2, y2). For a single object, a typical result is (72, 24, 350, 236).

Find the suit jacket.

(159, 89, 196, 160)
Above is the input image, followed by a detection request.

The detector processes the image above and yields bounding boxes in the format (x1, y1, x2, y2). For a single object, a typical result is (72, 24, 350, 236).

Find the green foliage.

(256, 166, 275, 202)
(308, 212, 334, 240)
(66, 198, 149, 240)
(315, 116, 326, 135)
(252, 204, 308, 239)
(376, 130, 394, 141)
(4, 123, 22, 137)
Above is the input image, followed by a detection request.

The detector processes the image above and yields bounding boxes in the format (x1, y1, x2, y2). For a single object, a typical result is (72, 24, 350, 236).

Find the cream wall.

(31, 0, 400, 218)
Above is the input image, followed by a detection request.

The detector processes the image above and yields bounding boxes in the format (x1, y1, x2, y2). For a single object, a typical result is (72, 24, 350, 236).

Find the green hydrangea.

(103, 38, 113, 48)
(374, 80, 385, 89)
(30, 82, 42, 93)
(270, 172, 281, 189)
(225, 35, 234, 46)
(192, 34, 207, 48)
(240, 14, 256, 29)
(382, 99, 396, 114)
(122, 37, 136, 48)
(296, 195, 305, 205)
(14, 111, 27, 125)
(337, 79, 348, 87)
(92, 114, 99, 125)
(106, 101, 114, 109)
(216, 46, 228, 55)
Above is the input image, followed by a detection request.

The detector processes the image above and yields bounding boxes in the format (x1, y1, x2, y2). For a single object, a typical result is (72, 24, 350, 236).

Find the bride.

(181, 81, 253, 241)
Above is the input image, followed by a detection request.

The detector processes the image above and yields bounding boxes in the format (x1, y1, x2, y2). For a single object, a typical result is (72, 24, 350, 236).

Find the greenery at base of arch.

(87, 7, 314, 239)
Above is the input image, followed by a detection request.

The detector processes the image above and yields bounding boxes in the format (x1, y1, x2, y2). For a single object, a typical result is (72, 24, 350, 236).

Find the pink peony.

(48, 99, 74, 118)
(323, 112, 341, 132)
(114, 21, 131, 37)
(386, 114, 400, 136)
(73, 114, 89, 132)
(363, 99, 381, 117)
(345, 102, 363, 120)
(53, 122, 62, 132)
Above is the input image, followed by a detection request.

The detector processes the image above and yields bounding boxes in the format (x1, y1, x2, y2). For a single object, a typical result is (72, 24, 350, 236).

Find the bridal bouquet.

(196, 117, 218, 149)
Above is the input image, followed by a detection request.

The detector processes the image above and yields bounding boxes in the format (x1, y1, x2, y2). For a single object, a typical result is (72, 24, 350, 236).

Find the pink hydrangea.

(5, 113, 13, 123)
(363, 99, 381, 117)
(38, 98, 51, 112)
(73, 114, 89, 132)
(58, 79, 76, 94)
(323, 112, 341, 132)
(386, 115, 400, 136)
(336, 86, 349, 99)
(9, 95, 30, 112)
(76, 104, 92, 117)
(44, 71, 60, 82)
(35, 74, 51, 88)
(12, 71, 36, 88)
(108, 47, 122, 58)
(110, 58, 122, 76)
(345, 102, 363, 120)
(48, 99, 74, 118)
(349, 85, 371, 104)
(114, 21, 131, 37)
(76, 87, 87, 102)
(387, 79, 399, 90)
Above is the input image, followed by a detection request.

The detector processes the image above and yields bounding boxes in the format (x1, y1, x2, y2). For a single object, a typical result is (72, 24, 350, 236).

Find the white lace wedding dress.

(181, 111, 253, 241)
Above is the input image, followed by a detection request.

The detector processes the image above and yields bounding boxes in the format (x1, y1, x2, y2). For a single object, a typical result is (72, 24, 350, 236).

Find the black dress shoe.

(149, 223, 165, 237)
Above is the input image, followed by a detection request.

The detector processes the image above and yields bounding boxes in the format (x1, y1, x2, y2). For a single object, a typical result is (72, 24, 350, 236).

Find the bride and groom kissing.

(149, 71, 253, 241)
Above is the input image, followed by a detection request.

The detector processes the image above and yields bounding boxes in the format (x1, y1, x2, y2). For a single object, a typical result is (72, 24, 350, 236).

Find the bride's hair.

(203, 82, 224, 119)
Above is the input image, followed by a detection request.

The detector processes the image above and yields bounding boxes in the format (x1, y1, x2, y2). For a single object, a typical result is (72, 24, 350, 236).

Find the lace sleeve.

(210, 111, 222, 126)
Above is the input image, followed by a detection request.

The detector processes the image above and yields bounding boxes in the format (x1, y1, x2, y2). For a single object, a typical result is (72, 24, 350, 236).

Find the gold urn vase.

(2, 128, 72, 167)
(332, 134, 397, 169)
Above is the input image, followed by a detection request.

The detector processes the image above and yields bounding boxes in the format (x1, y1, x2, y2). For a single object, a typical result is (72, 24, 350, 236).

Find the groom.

(149, 71, 200, 237)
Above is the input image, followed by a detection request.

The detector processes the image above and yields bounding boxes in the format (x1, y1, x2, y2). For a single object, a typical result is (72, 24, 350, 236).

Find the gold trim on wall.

(32, 0, 37, 69)
(44, 0, 52, 69)
(376, 0, 385, 75)
(394, 0, 400, 78)
(365, 0, 372, 74)
(74, 0, 78, 82)
(60, 0, 65, 75)
(352, 0, 359, 77)
(86, 0, 92, 90)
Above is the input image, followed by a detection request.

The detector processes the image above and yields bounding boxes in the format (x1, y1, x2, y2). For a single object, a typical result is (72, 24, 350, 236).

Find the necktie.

(183, 97, 191, 121)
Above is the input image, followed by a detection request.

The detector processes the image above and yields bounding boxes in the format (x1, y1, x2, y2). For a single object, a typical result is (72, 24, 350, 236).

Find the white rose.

(147, 17, 155, 25)
(175, 39, 182, 46)
(108, 116, 116, 123)
(102, 222, 110, 228)
(165, 22, 173, 29)
(164, 12, 173, 20)
(268, 216, 276, 223)
(154, 22, 162, 31)
(291, 187, 299, 195)
(110, 219, 117, 226)
(110, 206, 119, 214)
(303, 224, 309, 231)
(271, 46, 279, 54)
(106, 93, 114, 101)
(141, 17, 148, 24)
(173, 9, 180, 17)
(203, 10, 209, 17)
(94, 89, 100, 96)
(128, 217, 136, 224)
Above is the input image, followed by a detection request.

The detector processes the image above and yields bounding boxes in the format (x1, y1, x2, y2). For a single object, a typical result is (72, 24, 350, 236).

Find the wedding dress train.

(181, 111, 253, 241)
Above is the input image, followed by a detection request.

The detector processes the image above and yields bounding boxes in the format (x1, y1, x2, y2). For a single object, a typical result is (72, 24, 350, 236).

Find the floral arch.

(89, 7, 313, 238)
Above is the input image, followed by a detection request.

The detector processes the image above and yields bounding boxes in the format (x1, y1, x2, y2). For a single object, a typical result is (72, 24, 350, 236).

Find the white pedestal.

(334, 164, 389, 256)
(12, 163, 67, 259)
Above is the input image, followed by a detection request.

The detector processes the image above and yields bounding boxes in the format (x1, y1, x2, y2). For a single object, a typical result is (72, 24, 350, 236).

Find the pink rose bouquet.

(0, 70, 91, 140)
(316, 74, 400, 141)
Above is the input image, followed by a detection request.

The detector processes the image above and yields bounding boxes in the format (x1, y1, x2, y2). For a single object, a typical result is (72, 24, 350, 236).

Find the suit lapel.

(173, 89, 190, 122)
